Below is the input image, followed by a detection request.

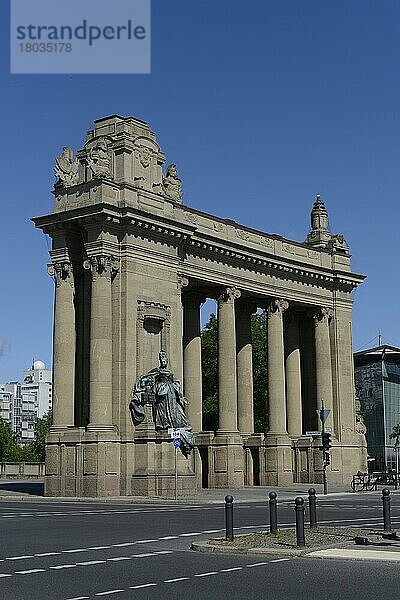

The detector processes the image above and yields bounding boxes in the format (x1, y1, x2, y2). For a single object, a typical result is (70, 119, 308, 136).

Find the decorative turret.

(306, 194, 349, 255)
(306, 194, 331, 248)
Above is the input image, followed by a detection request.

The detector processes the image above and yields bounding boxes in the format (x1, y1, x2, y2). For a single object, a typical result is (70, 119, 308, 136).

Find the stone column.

(236, 302, 255, 437)
(285, 312, 302, 438)
(48, 261, 75, 428)
(314, 307, 334, 430)
(183, 291, 204, 433)
(213, 286, 244, 488)
(217, 286, 241, 433)
(267, 299, 289, 435)
(84, 255, 118, 429)
(263, 298, 292, 486)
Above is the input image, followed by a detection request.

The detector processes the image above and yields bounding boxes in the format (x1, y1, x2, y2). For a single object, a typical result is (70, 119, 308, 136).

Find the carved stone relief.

(54, 147, 79, 187)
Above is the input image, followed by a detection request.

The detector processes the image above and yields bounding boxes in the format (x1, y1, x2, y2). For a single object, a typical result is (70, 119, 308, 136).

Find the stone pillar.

(217, 287, 241, 433)
(212, 287, 244, 488)
(236, 302, 255, 437)
(183, 291, 204, 433)
(84, 255, 118, 430)
(263, 298, 292, 486)
(267, 299, 289, 435)
(285, 312, 302, 438)
(314, 307, 334, 430)
(48, 261, 75, 428)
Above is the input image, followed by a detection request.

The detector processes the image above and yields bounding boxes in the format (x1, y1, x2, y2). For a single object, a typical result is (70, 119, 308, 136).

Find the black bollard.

(295, 497, 305, 547)
(308, 488, 317, 529)
(225, 495, 234, 541)
(382, 488, 391, 532)
(269, 491, 278, 534)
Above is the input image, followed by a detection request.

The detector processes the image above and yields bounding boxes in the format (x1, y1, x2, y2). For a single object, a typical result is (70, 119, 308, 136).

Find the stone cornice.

(33, 202, 365, 292)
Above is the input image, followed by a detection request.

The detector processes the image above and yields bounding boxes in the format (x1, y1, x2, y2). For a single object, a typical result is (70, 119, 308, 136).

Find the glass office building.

(354, 345, 400, 472)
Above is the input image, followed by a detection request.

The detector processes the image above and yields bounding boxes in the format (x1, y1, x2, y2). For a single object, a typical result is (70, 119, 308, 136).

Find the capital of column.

(177, 273, 189, 292)
(218, 286, 241, 307)
(48, 261, 73, 288)
(83, 255, 119, 281)
(267, 298, 289, 317)
(313, 306, 334, 326)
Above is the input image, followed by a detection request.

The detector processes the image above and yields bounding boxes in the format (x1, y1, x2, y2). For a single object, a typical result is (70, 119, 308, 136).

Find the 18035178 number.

(19, 43, 72, 52)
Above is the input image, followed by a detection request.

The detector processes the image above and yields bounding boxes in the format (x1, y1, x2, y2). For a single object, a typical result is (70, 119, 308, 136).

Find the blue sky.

(1, 0, 400, 381)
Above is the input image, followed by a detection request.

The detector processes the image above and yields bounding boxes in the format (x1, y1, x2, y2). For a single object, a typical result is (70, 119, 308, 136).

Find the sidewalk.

(0, 480, 360, 502)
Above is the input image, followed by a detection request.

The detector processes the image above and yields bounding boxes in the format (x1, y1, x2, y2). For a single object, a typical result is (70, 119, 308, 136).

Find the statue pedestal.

(131, 406, 197, 498)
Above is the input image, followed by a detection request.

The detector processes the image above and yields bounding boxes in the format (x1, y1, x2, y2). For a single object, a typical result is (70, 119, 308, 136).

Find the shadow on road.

(0, 481, 44, 496)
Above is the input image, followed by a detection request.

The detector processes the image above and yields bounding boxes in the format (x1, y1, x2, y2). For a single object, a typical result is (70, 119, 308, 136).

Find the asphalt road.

(0, 492, 399, 600)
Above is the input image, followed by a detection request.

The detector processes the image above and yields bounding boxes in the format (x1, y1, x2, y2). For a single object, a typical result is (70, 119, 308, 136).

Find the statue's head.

(159, 350, 168, 368)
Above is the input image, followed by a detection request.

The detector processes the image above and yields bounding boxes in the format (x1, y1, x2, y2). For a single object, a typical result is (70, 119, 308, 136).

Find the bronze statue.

(130, 350, 194, 456)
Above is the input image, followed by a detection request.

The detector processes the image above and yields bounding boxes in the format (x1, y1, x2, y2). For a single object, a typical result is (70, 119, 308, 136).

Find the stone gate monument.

(33, 115, 367, 497)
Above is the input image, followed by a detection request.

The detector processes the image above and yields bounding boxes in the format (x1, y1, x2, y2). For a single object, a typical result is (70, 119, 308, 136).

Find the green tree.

(389, 423, 400, 447)
(201, 311, 268, 433)
(0, 418, 22, 461)
(29, 411, 52, 461)
(201, 313, 219, 430)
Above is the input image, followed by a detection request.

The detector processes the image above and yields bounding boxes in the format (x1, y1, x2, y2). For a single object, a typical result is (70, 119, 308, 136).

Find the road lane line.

(221, 567, 243, 572)
(129, 583, 157, 589)
(165, 577, 190, 583)
(35, 552, 60, 557)
(270, 559, 290, 563)
(107, 557, 133, 562)
(179, 532, 202, 537)
(194, 572, 218, 577)
(246, 562, 269, 567)
(159, 536, 178, 540)
(111, 543, 135, 547)
(65, 597, 89, 600)
(0, 574, 12, 578)
(62, 549, 89, 553)
(50, 564, 77, 570)
(6, 555, 34, 560)
(76, 560, 106, 566)
(135, 539, 157, 544)
(95, 591, 124, 596)
(16, 569, 46, 574)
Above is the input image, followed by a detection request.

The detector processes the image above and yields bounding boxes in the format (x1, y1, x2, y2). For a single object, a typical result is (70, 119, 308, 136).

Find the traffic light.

(322, 431, 332, 451)
(324, 451, 331, 466)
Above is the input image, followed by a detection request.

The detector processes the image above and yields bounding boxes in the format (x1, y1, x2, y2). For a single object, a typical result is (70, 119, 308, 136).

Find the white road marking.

(0, 574, 12, 578)
(62, 548, 89, 553)
(159, 536, 178, 540)
(16, 569, 46, 574)
(95, 591, 124, 596)
(65, 597, 89, 600)
(135, 539, 157, 544)
(77, 560, 106, 566)
(179, 532, 202, 537)
(6, 555, 34, 560)
(129, 583, 157, 589)
(107, 557, 132, 562)
(246, 562, 269, 567)
(194, 571, 218, 577)
(111, 543, 135, 547)
(88, 546, 109, 550)
(35, 552, 60, 557)
(50, 564, 77, 570)
(220, 567, 243, 572)
(270, 558, 290, 563)
(165, 577, 190, 582)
